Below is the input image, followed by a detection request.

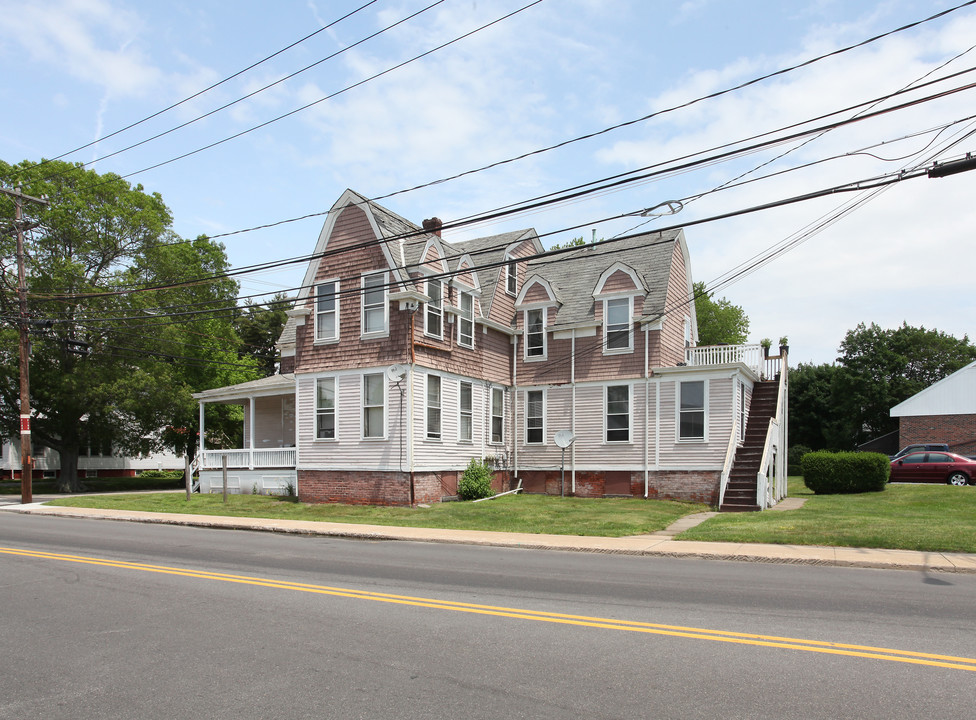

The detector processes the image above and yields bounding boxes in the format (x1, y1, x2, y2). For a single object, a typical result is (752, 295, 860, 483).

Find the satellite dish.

(554, 429, 575, 448)
(386, 364, 406, 382)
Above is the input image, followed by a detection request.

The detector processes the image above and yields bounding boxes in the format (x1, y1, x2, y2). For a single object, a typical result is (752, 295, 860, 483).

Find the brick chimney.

(423, 217, 442, 237)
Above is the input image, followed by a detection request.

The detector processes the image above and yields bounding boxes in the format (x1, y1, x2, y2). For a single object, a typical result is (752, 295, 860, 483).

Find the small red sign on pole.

(20, 416, 30, 433)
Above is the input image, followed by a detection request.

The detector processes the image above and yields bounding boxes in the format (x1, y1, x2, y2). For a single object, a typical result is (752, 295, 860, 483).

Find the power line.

(112, 1, 545, 183)
(23, 73, 976, 306)
(13, 0, 380, 177)
(42, 1, 448, 175)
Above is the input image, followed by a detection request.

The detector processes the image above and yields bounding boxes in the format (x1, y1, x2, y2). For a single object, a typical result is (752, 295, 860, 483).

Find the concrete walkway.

(3, 498, 976, 575)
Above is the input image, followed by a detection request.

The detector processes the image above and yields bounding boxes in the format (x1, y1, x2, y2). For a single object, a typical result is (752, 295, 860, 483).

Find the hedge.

(801, 451, 889, 494)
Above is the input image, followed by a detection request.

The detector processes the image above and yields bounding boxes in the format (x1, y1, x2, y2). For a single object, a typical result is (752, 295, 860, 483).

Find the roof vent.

(423, 217, 443, 237)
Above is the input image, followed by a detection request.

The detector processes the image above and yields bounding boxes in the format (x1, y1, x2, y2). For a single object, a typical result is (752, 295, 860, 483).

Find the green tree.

(233, 293, 291, 376)
(0, 159, 258, 491)
(693, 281, 749, 345)
(830, 322, 976, 448)
(788, 362, 845, 451)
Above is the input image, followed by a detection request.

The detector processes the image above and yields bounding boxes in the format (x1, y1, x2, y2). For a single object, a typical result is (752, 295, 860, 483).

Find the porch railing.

(718, 415, 739, 508)
(199, 448, 297, 470)
(685, 343, 762, 375)
(685, 343, 785, 381)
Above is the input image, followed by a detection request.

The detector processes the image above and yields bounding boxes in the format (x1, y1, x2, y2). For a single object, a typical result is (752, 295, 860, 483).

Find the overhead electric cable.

(61, 0, 448, 172)
(112, 1, 545, 183)
(16, 0, 380, 175)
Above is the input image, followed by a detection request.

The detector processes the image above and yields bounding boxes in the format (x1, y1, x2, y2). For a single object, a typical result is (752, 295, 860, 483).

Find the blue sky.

(2, 0, 975, 366)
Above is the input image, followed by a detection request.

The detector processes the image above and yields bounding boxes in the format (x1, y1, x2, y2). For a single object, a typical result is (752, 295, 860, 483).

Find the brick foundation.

(900, 414, 976, 456)
(517, 469, 720, 505)
(298, 469, 515, 506)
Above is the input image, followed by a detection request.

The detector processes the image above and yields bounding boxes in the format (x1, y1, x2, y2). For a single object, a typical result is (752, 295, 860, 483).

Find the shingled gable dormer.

(414, 237, 451, 340)
(515, 276, 559, 361)
(445, 254, 481, 349)
(592, 261, 646, 355)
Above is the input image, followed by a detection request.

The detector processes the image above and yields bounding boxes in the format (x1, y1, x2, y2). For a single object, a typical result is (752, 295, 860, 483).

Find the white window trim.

(315, 376, 337, 441)
(458, 380, 474, 444)
(424, 278, 443, 339)
(604, 383, 632, 444)
(361, 372, 387, 440)
(505, 257, 517, 296)
(523, 307, 547, 361)
(314, 279, 339, 343)
(677, 379, 708, 443)
(361, 272, 389, 338)
(457, 290, 475, 349)
(490, 385, 505, 445)
(603, 296, 634, 354)
(426, 373, 442, 441)
(524, 389, 546, 445)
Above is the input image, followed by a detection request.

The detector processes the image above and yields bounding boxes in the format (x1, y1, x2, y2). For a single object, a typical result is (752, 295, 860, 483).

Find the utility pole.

(1, 185, 48, 504)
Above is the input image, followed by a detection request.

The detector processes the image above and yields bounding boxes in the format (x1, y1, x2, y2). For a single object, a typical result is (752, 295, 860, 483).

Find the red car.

(889, 451, 976, 486)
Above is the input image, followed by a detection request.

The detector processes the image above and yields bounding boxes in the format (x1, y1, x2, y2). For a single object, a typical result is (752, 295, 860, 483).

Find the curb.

(6, 503, 976, 574)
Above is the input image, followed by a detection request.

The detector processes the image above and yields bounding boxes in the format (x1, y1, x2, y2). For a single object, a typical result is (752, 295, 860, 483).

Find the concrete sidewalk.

(4, 499, 976, 575)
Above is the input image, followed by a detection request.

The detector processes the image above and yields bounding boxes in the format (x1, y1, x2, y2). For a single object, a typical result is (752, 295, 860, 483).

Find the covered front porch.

(192, 374, 297, 494)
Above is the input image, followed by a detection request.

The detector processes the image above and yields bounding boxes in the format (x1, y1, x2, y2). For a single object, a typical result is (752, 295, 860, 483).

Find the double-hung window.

(525, 390, 544, 444)
(604, 297, 632, 352)
(679, 380, 706, 441)
(525, 308, 546, 359)
(425, 279, 443, 338)
(606, 385, 630, 442)
(315, 280, 338, 342)
(491, 387, 505, 444)
(362, 373, 385, 439)
(361, 273, 387, 336)
(316, 377, 336, 440)
(459, 381, 473, 442)
(458, 291, 474, 348)
(506, 257, 517, 295)
(426, 374, 441, 440)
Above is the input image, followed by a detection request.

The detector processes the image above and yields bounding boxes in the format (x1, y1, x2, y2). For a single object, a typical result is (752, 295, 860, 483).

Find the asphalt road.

(2, 513, 974, 719)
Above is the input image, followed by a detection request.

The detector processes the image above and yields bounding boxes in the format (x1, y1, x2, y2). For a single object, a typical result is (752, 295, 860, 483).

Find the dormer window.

(457, 290, 474, 348)
(604, 297, 633, 353)
(525, 308, 546, 359)
(506, 257, 517, 295)
(425, 279, 443, 339)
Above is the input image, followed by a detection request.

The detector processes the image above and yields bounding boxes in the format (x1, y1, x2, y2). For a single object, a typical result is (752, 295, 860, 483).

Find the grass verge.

(45, 492, 708, 537)
(680, 477, 976, 553)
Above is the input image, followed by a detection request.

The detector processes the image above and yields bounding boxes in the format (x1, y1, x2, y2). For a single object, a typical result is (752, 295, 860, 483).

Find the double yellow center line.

(3, 545, 975, 672)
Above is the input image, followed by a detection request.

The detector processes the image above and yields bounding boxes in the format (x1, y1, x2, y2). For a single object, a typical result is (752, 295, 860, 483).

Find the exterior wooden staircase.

(720, 381, 778, 512)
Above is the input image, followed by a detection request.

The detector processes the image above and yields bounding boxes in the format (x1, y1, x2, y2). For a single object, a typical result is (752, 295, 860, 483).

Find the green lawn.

(40, 477, 976, 553)
(45, 492, 708, 538)
(681, 477, 976, 554)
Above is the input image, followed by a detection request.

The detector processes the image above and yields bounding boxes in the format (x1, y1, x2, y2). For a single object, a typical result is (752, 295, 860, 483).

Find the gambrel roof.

(524, 228, 686, 331)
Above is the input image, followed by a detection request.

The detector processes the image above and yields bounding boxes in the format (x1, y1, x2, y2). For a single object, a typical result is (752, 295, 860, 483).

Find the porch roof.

(193, 373, 295, 403)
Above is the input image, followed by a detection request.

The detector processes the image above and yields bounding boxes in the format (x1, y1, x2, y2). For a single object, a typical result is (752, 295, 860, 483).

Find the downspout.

(571, 328, 576, 495)
(644, 325, 649, 498)
(512, 333, 518, 487)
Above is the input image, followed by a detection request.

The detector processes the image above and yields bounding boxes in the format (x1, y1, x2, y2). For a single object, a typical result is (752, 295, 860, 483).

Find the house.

(193, 189, 789, 510)
(1, 438, 182, 480)
(889, 360, 976, 456)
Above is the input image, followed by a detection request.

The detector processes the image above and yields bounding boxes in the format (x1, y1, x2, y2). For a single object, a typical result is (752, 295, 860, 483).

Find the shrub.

(788, 444, 811, 476)
(801, 451, 889, 494)
(458, 458, 495, 501)
(138, 469, 183, 481)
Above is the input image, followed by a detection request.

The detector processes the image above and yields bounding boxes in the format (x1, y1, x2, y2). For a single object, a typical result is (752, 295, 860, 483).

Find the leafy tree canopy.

(693, 281, 750, 346)
(233, 293, 291, 377)
(0, 159, 259, 491)
(788, 322, 976, 451)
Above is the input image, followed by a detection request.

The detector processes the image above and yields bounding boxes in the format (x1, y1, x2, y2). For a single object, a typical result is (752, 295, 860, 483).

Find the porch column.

(198, 401, 206, 455)
(248, 395, 255, 470)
